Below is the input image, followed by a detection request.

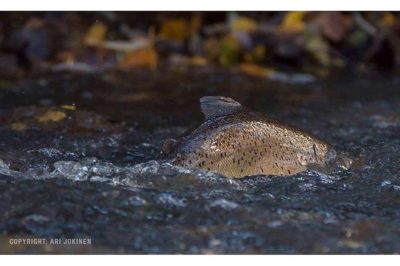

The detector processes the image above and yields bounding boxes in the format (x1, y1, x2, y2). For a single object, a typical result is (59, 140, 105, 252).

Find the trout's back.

(165, 96, 334, 178)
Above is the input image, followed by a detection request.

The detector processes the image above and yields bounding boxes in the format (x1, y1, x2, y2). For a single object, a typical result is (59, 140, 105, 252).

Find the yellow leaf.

(231, 16, 258, 32)
(281, 11, 307, 32)
(160, 19, 187, 42)
(305, 34, 331, 67)
(9, 122, 27, 131)
(381, 12, 396, 27)
(118, 47, 158, 70)
(36, 111, 66, 123)
(61, 105, 76, 111)
(84, 22, 107, 46)
(244, 45, 266, 64)
(238, 63, 274, 78)
(160, 15, 201, 42)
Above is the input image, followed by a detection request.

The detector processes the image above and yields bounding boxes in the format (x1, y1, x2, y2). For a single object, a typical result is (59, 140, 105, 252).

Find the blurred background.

(0, 11, 399, 78)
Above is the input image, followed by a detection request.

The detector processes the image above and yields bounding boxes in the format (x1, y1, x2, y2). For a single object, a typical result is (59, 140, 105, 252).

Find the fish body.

(163, 96, 335, 178)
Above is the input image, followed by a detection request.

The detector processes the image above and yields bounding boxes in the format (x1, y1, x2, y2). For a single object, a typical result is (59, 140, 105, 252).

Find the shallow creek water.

(0, 67, 399, 254)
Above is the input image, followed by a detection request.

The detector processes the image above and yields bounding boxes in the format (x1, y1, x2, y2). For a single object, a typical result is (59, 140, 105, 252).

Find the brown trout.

(162, 96, 336, 178)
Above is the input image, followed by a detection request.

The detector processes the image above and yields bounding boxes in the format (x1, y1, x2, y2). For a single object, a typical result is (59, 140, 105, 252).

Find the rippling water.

(0, 68, 399, 253)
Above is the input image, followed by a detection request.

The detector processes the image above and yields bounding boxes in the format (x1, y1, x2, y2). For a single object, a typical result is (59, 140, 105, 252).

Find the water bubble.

(157, 193, 187, 207)
(29, 148, 63, 158)
(89, 175, 110, 183)
(0, 159, 9, 170)
(303, 170, 336, 184)
(393, 185, 400, 191)
(261, 192, 275, 199)
(127, 196, 147, 207)
(210, 199, 239, 210)
(369, 115, 399, 128)
(129, 160, 160, 174)
(23, 214, 49, 223)
(267, 220, 283, 228)
(299, 182, 316, 191)
(53, 161, 89, 181)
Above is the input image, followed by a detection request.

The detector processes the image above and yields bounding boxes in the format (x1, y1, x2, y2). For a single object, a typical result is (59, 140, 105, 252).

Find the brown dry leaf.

(380, 12, 397, 27)
(190, 56, 208, 66)
(160, 15, 201, 42)
(313, 12, 353, 42)
(83, 22, 107, 46)
(203, 37, 220, 61)
(280, 11, 307, 33)
(231, 16, 258, 33)
(238, 63, 274, 78)
(9, 122, 27, 132)
(118, 46, 158, 69)
(36, 111, 66, 123)
(160, 19, 187, 42)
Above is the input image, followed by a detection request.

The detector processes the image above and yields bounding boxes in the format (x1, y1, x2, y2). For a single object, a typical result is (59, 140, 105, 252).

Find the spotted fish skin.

(164, 96, 335, 178)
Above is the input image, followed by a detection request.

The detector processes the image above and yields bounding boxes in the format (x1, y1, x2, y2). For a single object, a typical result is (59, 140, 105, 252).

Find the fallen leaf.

(61, 105, 76, 111)
(9, 122, 27, 131)
(304, 33, 331, 67)
(237, 63, 315, 84)
(36, 111, 66, 123)
(118, 46, 158, 69)
(160, 18, 187, 42)
(280, 11, 307, 33)
(190, 56, 208, 66)
(244, 44, 266, 64)
(343, 240, 363, 249)
(313, 12, 353, 42)
(219, 36, 242, 66)
(231, 16, 258, 33)
(380, 12, 397, 27)
(99, 39, 150, 52)
(238, 63, 274, 78)
(84, 22, 107, 46)
(160, 15, 201, 42)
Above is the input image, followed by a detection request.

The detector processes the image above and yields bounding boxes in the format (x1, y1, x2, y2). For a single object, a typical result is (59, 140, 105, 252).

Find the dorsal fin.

(200, 96, 242, 119)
